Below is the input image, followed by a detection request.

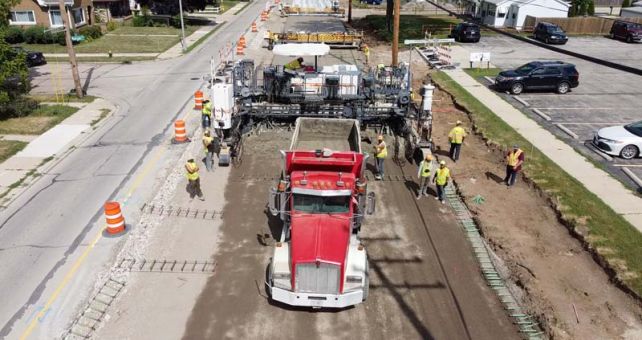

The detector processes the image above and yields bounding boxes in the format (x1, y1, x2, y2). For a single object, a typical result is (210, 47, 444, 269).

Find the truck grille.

(295, 262, 340, 294)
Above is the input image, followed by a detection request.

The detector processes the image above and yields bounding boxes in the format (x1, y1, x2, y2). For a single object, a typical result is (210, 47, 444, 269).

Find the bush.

(133, 15, 153, 27)
(622, 0, 631, 7)
(23, 26, 45, 44)
(106, 21, 118, 31)
(0, 96, 38, 120)
(4, 27, 25, 44)
(588, 1, 595, 15)
(55, 31, 67, 45)
(78, 25, 102, 39)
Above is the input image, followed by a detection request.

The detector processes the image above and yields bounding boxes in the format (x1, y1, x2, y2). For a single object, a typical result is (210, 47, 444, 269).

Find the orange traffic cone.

(251, 22, 258, 33)
(239, 35, 246, 48)
(173, 120, 189, 143)
(105, 202, 126, 235)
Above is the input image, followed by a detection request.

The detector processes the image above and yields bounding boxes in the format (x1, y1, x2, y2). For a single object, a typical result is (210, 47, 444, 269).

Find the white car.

(594, 121, 642, 159)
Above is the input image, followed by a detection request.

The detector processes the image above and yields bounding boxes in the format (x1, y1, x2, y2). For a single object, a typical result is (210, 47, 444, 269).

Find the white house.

(479, 0, 570, 29)
(621, 6, 642, 18)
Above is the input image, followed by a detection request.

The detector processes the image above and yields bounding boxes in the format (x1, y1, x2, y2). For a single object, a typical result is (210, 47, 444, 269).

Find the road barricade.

(105, 202, 126, 235)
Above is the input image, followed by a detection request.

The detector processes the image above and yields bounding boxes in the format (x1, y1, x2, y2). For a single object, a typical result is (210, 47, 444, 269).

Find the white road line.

(613, 164, 642, 168)
(483, 76, 495, 84)
(513, 96, 529, 107)
(555, 123, 579, 139)
(622, 167, 642, 188)
(532, 108, 551, 121)
(550, 122, 631, 125)
(533, 107, 633, 110)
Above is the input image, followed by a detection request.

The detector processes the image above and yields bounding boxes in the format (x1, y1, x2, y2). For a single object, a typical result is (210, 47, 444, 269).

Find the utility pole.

(58, 0, 83, 98)
(178, 0, 186, 51)
(348, 0, 352, 23)
(392, 0, 400, 66)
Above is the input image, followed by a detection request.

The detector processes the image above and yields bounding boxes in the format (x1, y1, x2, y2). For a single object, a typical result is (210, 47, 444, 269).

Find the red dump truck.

(267, 117, 375, 308)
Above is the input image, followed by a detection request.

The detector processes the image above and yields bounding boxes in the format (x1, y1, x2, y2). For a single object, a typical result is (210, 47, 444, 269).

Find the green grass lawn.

(220, 0, 243, 13)
(463, 68, 502, 78)
(353, 15, 460, 43)
(432, 71, 642, 296)
(28, 94, 96, 103)
(0, 104, 79, 135)
(108, 26, 198, 36)
(0, 140, 28, 163)
(46, 56, 157, 63)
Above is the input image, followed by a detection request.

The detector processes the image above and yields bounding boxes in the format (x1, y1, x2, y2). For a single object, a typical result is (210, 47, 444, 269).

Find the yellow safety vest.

(506, 149, 523, 167)
(449, 126, 466, 144)
(363, 47, 370, 56)
(186, 162, 199, 180)
(285, 59, 301, 70)
(202, 102, 212, 117)
(375, 141, 387, 159)
(203, 136, 213, 153)
(435, 167, 450, 185)
(418, 160, 433, 178)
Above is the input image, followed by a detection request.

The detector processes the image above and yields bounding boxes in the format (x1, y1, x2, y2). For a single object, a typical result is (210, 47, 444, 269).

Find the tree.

(0, 31, 30, 115)
(622, 0, 631, 8)
(0, 0, 21, 28)
(587, 0, 595, 15)
(569, 0, 591, 16)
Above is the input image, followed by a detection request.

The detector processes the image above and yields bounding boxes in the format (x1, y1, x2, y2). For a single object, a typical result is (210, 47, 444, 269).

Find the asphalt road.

(181, 131, 517, 340)
(0, 2, 267, 338)
(459, 35, 642, 192)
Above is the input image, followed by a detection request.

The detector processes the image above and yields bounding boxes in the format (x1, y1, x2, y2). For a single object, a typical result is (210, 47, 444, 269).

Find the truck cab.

(267, 118, 374, 308)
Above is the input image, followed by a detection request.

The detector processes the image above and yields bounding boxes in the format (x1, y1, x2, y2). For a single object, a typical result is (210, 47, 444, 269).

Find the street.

(0, 1, 268, 338)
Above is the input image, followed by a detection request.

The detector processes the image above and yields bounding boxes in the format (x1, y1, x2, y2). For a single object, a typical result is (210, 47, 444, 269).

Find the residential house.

(460, 0, 482, 17)
(621, 6, 642, 18)
(479, 0, 570, 29)
(92, 0, 131, 22)
(9, 0, 93, 28)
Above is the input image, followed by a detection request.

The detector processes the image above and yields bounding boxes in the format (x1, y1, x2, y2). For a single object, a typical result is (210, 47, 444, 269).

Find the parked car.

(533, 22, 568, 44)
(594, 121, 642, 159)
(449, 23, 481, 43)
(12, 47, 46, 67)
(494, 61, 579, 95)
(609, 20, 642, 43)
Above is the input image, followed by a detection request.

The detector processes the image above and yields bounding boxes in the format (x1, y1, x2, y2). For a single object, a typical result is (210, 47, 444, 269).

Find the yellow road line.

(19, 228, 103, 340)
(20, 145, 168, 339)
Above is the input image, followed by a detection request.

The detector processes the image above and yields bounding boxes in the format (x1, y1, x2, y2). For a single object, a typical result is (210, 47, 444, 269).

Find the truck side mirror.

(268, 187, 279, 216)
(366, 192, 376, 215)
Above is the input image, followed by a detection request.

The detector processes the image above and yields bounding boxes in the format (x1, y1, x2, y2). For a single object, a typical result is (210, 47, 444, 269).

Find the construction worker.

(416, 154, 434, 199)
(448, 120, 467, 162)
(185, 159, 204, 201)
(373, 135, 387, 180)
(504, 144, 524, 187)
(202, 99, 213, 129)
(202, 130, 215, 172)
(363, 44, 370, 65)
(432, 160, 450, 204)
(285, 57, 304, 71)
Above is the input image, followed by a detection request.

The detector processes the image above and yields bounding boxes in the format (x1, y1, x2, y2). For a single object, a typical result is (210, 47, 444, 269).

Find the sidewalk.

(443, 47, 642, 231)
(0, 98, 115, 205)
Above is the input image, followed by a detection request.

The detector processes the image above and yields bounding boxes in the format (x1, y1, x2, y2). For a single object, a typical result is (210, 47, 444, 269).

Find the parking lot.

(459, 35, 642, 192)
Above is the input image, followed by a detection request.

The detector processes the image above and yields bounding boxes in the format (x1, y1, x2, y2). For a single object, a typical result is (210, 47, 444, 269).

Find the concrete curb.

(532, 108, 551, 121)
(555, 123, 579, 139)
(622, 167, 642, 188)
(513, 96, 529, 107)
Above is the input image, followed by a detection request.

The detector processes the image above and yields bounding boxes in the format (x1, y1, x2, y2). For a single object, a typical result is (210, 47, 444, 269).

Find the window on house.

(498, 12, 506, 18)
(72, 8, 85, 25)
(512, 13, 516, 19)
(50, 10, 63, 26)
(10, 11, 36, 24)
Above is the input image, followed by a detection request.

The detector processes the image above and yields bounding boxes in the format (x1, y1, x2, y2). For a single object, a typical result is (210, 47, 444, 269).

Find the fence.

(523, 15, 642, 34)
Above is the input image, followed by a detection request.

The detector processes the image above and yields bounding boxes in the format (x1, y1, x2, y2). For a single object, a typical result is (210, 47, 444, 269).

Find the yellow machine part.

(268, 31, 363, 45)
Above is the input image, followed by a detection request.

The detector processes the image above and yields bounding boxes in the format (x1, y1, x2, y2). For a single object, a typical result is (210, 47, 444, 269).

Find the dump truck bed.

(290, 118, 361, 153)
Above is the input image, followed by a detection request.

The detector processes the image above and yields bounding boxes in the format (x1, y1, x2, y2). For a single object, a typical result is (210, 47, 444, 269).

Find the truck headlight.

(273, 273, 291, 290)
(344, 275, 363, 292)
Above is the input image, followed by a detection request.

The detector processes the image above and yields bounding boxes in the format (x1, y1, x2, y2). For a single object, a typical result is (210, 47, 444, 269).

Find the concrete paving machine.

(208, 43, 434, 166)
(266, 117, 374, 308)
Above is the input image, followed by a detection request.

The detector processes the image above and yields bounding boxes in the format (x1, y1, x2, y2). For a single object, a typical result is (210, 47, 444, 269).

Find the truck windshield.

(293, 194, 350, 214)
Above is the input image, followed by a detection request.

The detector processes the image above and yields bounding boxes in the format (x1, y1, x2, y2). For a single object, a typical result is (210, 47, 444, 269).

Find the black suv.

(449, 23, 480, 43)
(533, 22, 568, 44)
(12, 46, 46, 67)
(494, 61, 579, 95)
(609, 20, 642, 43)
